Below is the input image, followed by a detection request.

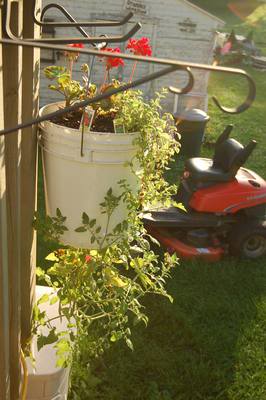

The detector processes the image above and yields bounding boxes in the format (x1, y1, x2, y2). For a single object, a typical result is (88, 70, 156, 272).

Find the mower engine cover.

(190, 167, 266, 214)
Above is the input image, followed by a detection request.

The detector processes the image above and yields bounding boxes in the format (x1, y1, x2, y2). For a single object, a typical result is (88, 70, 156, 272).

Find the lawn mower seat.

(185, 125, 257, 183)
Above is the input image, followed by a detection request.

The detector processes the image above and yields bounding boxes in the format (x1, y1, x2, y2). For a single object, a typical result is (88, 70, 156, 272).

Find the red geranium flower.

(126, 37, 152, 57)
(101, 47, 125, 71)
(85, 255, 92, 263)
(67, 43, 85, 49)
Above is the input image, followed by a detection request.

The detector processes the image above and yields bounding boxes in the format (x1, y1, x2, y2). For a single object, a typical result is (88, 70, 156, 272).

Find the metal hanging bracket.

(5, 0, 142, 44)
(33, 0, 135, 28)
(2, 0, 256, 114)
(0, 38, 196, 135)
(0, 0, 257, 138)
(0, 37, 256, 138)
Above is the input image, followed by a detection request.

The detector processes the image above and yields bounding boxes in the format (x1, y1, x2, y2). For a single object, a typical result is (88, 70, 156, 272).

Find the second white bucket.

(39, 102, 139, 249)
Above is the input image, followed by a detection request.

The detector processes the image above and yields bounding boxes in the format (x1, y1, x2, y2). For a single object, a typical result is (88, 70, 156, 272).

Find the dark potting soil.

(50, 108, 117, 133)
(51, 109, 83, 130)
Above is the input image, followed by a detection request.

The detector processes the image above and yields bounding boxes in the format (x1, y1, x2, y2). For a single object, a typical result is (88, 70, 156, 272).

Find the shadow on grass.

(80, 257, 266, 400)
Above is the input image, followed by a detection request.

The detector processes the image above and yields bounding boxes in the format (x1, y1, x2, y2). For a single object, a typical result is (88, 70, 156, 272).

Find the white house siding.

(40, 0, 224, 111)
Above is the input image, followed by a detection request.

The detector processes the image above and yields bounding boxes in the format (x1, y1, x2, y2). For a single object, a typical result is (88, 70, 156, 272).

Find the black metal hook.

(168, 67, 194, 95)
(38, 3, 141, 44)
(35, 2, 108, 50)
(212, 70, 256, 114)
(33, 0, 134, 28)
(5, 0, 141, 44)
(39, 3, 98, 45)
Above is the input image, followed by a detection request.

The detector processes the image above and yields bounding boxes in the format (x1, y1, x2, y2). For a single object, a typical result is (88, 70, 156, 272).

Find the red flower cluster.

(67, 43, 85, 49)
(102, 47, 125, 71)
(126, 37, 152, 57)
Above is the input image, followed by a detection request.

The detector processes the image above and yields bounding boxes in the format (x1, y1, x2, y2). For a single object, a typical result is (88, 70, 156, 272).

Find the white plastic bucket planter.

(26, 286, 71, 400)
(39, 102, 139, 248)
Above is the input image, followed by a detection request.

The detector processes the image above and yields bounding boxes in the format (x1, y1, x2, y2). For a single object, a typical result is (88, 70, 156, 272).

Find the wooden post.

(20, 0, 40, 347)
(2, 0, 23, 398)
(0, 150, 10, 400)
(1, 0, 40, 397)
(0, 6, 11, 399)
(0, 144, 10, 400)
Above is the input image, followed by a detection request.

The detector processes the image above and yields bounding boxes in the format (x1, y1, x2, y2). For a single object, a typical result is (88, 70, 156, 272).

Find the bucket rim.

(39, 102, 139, 138)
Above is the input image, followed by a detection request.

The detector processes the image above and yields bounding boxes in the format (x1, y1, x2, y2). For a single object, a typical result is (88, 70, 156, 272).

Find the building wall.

(40, 0, 224, 111)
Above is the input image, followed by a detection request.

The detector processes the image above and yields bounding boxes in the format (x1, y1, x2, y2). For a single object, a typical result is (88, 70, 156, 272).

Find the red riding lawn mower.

(143, 125, 266, 261)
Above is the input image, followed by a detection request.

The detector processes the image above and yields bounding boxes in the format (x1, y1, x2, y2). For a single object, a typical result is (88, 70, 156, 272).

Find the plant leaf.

(37, 293, 50, 305)
(75, 226, 87, 233)
(37, 328, 58, 351)
(82, 212, 90, 224)
(45, 252, 59, 262)
(126, 338, 134, 351)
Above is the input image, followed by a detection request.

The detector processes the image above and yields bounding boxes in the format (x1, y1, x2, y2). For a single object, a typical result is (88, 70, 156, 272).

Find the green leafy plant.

(44, 65, 85, 108)
(33, 207, 68, 243)
(33, 182, 178, 368)
(114, 88, 180, 206)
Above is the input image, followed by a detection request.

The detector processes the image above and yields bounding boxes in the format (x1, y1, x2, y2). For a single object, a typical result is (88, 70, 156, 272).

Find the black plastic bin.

(174, 108, 210, 158)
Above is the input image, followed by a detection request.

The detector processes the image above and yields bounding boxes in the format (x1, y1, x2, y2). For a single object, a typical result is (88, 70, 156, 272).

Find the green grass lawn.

(78, 260, 266, 400)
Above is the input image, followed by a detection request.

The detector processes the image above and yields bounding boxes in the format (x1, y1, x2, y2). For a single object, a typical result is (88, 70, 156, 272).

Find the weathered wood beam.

(20, 0, 40, 348)
(0, 8, 10, 399)
(2, 1, 23, 398)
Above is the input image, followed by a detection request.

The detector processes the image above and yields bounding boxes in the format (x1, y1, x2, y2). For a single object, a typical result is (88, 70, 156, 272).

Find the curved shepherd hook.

(168, 66, 255, 114)
(35, 2, 108, 49)
(39, 3, 98, 43)
(33, 0, 134, 28)
(5, 0, 141, 44)
(211, 69, 256, 114)
(166, 64, 255, 114)
(168, 67, 194, 95)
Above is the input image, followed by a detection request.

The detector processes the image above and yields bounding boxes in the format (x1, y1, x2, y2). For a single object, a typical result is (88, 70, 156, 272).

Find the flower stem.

(129, 61, 138, 83)
(102, 69, 108, 88)
(69, 58, 73, 80)
(80, 110, 85, 157)
(35, 315, 65, 330)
